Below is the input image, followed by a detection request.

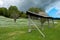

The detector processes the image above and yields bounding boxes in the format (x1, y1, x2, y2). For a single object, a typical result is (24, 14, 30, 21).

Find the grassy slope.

(0, 16, 60, 40)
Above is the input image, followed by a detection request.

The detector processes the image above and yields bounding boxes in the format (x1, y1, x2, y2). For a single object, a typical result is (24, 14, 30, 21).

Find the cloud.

(2, 0, 22, 8)
(19, 0, 53, 11)
(0, 0, 59, 12)
(45, 1, 60, 12)
(0, 0, 4, 7)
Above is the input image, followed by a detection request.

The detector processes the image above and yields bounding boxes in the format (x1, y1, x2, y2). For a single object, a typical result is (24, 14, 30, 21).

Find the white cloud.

(0, 0, 4, 7)
(45, 1, 60, 12)
(0, 0, 25, 8)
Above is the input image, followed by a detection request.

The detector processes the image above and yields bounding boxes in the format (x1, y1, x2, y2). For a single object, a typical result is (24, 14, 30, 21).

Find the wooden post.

(28, 15, 32, 32)
(52, 19, 54, 27)
(40, 18, 44, 30)
(47, 19, 50, 28)
(30, 19, 45, 37)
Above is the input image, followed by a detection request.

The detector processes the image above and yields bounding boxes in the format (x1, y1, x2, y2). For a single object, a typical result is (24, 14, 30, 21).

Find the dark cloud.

(18, 0, 57, 11)
(0, 0, 59, 12)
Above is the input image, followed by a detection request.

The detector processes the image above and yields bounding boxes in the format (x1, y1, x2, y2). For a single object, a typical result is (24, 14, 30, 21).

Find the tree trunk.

(14, 18, 16, 22)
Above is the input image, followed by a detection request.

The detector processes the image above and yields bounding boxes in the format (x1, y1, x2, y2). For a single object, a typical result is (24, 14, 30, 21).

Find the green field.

(0, 16, 60, 40)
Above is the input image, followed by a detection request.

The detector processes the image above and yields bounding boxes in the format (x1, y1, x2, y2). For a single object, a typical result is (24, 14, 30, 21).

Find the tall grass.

(0, 16, 60, 40)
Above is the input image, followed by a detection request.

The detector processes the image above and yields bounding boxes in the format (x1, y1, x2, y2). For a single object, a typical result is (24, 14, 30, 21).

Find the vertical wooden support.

(28, 15, 32, 32)
(52, 19, 54, 27)
(40, 18, 44, 30)
(47, 19, 50, 28)
(38, 18, 41, 29)
(30, 19, 45, 37)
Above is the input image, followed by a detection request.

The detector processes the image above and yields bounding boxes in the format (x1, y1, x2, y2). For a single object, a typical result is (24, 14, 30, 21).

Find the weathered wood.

(28, 15, 32, 32)
(30, 18, 45, 37)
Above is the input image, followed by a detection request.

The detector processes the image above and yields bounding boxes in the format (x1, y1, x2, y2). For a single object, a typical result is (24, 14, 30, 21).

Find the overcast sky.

(0, 0, 60, 12)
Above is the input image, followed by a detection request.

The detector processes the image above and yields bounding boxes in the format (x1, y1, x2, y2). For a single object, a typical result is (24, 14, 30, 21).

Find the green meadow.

(0, 16, 60, 40)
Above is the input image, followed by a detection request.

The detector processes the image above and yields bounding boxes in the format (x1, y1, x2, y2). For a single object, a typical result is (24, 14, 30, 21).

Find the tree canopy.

(28, 7, 44, 13)
(0, 7, 8, 17)
(8, 6, 21, 22)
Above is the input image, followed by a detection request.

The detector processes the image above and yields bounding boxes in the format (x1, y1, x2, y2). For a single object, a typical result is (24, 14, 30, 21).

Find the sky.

(45, 1, 60, 18)
(0, 0, 60, 12)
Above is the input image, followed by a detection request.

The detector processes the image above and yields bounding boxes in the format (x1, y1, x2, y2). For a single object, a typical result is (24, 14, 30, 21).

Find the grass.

(0, 16, 60, 40)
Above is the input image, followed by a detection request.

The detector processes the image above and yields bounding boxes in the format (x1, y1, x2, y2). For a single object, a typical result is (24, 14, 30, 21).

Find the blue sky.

(45, 1, 60, 18)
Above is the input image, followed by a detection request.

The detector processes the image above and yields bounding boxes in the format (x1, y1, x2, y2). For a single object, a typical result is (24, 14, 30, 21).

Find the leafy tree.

(28, 7, 43, 13)
(0, 7, 8, 17)
(20, 11, 27, 18)
(8, 6, 20, 22)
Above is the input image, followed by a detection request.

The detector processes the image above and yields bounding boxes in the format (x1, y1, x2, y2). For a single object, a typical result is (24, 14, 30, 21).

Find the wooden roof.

(26, 11, 60, 20)
(38, 12, 48, 17)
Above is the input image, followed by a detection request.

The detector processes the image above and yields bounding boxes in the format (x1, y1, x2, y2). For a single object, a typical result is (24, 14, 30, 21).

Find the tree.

(20, 11, 27, 18)
(8, 6, 20, 22)
(0, 7, 8, 17)
(28, 7, 43, 13)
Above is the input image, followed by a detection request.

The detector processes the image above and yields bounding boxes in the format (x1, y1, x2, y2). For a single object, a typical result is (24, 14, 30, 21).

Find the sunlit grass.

(0, 16, 60, 40)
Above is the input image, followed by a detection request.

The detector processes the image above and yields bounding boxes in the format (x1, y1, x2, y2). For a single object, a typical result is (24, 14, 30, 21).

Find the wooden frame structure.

(26, 11, 56, 37)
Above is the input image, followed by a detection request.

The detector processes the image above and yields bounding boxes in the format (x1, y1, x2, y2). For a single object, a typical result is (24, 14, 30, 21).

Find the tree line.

(0, 6, 27, 22)
(0, 6, 44, 22)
